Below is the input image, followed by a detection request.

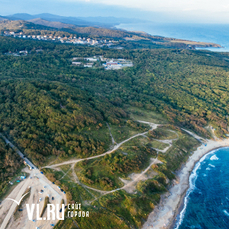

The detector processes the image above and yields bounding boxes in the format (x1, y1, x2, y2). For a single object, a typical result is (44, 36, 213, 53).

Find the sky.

(1, 0, 229, 23)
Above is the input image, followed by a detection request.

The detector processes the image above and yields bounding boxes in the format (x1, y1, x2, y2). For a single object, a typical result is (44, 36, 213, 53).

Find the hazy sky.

(1, 0, 229, 23)
(75, 0, 229, 13)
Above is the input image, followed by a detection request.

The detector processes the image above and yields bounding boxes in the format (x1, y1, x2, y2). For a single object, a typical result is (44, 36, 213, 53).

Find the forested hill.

(0, 137, 22, 197)
(0, 19, 221, 48)
(0, 35, 229, 166)
(1, 30, 229, 229)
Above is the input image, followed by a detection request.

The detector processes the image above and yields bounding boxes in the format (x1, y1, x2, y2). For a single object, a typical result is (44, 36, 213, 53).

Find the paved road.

(0, 172, 33, 229)
(0, 134, 66, 229)
(0, 134, 37, 170)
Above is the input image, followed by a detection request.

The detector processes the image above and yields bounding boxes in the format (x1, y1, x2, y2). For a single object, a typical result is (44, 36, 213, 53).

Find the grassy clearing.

(108, 121, 149, 143)
(52, 123, 201, 229)
(121, 135, 169, 151)
(150, 140, 170, 150)
(97, 190, 159, 228)
(108, 124, 139, 143)
(120, 136, 143, 147)
(148, 127, 178, 140)
(75, 140, 157, 191)
(60, 165, 72, 174)
(160, 132, 201, 172)
(126, 106, 168, 124)
(77, 185, 95, 202)
(55, 205, 130, 229)
(75, 158, 124, 191)
(86, 189, 101, 198)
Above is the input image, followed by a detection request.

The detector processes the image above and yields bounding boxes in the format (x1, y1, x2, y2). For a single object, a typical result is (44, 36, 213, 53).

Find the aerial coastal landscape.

(0, 1, 229, 229)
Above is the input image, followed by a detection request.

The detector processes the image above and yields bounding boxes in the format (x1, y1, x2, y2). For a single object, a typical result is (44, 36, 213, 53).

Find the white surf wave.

(210, 155, 219, 160)
(174, 149, 222, 229)
(223, 210, 229, 216)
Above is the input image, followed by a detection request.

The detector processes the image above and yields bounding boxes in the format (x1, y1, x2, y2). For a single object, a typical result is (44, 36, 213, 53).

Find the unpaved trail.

(74, 157, 162, 195)
(71, 164, 80, 183)
(118, 157, 162, 193)
(42, 121, 180, 198)
(59, 167, 72, 180)
(181, 128, 206, 143)
(44, 122, 159, 169)
(42, 121, 160, 197)
(150, 130, 179, 153)
(106, 122, 116, 144)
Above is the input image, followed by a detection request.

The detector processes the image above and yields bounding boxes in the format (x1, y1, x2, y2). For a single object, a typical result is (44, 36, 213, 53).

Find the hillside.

(28, 18, 76, 29)
(0, 19, 57, 31)
(6, 13, 149, 27)
(0, 19, 221, 48)
(0, 36, 228, 137)
(0, 137, 22, 197)
(0, 33, 228, 228)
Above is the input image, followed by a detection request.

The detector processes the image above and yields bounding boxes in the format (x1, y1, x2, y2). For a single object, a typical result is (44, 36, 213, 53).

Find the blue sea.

(173, 147, 229, 229)
(116, 23, 229, 228)
(116, 23, 229, 52)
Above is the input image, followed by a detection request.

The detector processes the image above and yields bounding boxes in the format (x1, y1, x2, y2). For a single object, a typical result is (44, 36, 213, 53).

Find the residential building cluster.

(72, 56, 133, 70)
(1, 31, 115, 47)
(102, 58, 134, 70)
(72, 57, 99, 68)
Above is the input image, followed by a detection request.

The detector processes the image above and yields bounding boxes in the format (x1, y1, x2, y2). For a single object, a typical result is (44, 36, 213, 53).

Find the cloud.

(64, 0, 229, 13)
(0, 0, 229, 23)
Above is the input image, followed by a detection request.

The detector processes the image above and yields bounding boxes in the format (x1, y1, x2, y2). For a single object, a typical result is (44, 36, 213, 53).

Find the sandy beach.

(142, 135, 229, 229)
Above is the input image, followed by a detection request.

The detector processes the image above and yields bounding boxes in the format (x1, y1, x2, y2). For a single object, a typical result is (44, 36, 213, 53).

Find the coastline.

(116, 23, 225, 51)
(142, 138, 229, 229)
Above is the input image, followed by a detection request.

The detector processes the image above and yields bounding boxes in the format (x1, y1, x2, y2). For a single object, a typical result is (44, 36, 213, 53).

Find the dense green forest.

(0, 137, 22, 197)
(0, 80, 130, 166)
(0, 36, 229, 139)
(0, 34, 229, 228)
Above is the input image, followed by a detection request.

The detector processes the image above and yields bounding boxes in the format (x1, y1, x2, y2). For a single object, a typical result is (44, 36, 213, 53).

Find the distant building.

(72, 62, 82, 66)
(84, 57, 97, 62)
(19, 50, 28, 55)
(84, 63, 94, 68)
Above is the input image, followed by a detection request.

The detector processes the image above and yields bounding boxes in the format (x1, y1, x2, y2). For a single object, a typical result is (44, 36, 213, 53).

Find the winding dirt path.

(150, 130, 179, 153)
(181, 128, 206, 143)
(43, 121, 180, 201)
(43, 122, 159, 169)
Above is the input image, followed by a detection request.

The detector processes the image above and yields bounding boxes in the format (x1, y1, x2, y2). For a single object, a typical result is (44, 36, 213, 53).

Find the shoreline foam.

(142, 138, 229, 229)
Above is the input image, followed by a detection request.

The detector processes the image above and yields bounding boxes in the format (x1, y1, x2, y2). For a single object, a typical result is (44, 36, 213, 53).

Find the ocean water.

(116, 23, 229, 52)
(174, 147, 229, 229)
